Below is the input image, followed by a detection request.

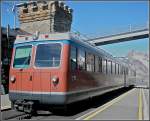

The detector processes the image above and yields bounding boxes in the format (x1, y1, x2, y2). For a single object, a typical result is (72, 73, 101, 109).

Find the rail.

(86, 22, 149, 39)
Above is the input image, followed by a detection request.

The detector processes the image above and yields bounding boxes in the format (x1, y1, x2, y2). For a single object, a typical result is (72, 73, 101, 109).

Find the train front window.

(13, 45, 32, 68)
(35, 43, 61, 67)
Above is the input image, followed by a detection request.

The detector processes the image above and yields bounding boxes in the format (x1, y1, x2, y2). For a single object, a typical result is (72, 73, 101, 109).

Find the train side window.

(95, 56, 99, 72)
(102, 59, 107, 74)
(120, 66, 122, 75)
(112, 62, 115, 75)
(117, 64, 118, 75)
(70, 46, 77, 70)
(106, 59, 108, 74)
(86, 53, 94, 72)
(77, 49, 85, 70)
(111, 61, 113, 74)
(91, 54, 95, 72)
(126, 68, 128, 75)
(122, 67, 124, 75)
(131, 70, 133, 76)
(94, 55, 96, 72)
(107, 60, 111, 74)
(116, 64, 118, 75)
(134, 71, 136, 76)
(99, 57, 102, 73)
(121, 66, 124, 75)
(118, 64, 120, 75)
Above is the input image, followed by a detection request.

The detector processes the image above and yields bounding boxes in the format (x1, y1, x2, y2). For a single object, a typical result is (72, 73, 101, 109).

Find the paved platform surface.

(77, 88, 149, 120)
(142, 88, 149, 120)
(1, 88, 149, 120)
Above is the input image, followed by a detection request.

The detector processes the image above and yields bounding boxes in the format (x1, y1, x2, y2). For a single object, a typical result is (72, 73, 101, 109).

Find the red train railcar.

(9, 32, 135, 113)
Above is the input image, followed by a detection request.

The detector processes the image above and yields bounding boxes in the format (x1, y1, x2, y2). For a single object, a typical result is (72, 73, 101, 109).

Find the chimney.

(18, 1, 73, 34)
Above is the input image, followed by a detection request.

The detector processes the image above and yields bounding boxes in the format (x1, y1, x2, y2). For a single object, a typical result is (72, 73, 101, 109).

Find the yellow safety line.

(138, 89, 143, 120)
(82, 88, 136, 120)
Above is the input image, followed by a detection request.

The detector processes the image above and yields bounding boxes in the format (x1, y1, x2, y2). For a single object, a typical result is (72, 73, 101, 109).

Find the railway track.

(1, 110, 32, 120)
(2, 87, 134, 120)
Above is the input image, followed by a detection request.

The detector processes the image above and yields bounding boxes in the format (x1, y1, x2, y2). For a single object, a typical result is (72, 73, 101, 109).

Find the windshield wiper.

(19, 54, 31, 70)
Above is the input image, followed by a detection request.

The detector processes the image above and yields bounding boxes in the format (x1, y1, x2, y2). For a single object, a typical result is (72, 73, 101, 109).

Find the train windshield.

(13, 45, 32, 68)
(35, 43, 62, 67)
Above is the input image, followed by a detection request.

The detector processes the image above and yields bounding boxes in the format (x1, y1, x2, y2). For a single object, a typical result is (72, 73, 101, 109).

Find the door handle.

(29, 75, 32, 81)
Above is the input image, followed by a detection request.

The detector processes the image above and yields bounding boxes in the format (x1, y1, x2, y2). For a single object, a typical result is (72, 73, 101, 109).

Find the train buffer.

(77, 88, 149, 120)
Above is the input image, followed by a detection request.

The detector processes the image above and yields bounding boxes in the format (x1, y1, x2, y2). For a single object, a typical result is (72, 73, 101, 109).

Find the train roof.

(14, 32, 128, 66)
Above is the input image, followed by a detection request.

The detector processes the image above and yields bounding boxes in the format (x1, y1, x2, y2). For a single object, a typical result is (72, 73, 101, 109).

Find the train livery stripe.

(14, 39, 70, 47)
(138, 89, 143, 120)
(9, 85, 124, 95)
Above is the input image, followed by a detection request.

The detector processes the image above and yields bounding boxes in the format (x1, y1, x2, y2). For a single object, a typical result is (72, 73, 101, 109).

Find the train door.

(33, 44, 53, 103)
(12, 45, 33, 99)
(32, 70, 51, 103)
(32, 45, 51, 103)
(33, 42, 62, 103)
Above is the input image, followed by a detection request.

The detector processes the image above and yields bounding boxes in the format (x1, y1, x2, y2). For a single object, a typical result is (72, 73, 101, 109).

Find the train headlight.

(10, 76, 16, 83)
(51, 76, 59, 85)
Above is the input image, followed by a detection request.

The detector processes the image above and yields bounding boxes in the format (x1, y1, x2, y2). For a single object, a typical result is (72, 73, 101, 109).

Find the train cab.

(9, 33, 71, 111)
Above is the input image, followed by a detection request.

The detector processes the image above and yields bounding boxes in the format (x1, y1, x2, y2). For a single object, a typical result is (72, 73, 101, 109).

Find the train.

(9, 32, 136, 113)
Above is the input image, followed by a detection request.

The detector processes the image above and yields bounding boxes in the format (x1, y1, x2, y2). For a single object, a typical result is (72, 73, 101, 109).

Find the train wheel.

(23, 101, 37, 115)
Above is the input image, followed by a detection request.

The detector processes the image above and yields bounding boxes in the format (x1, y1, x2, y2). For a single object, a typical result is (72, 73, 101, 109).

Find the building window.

(23, 8, 28, 13)
(32, 6, 38, 12)
(42, 5, 48, 10)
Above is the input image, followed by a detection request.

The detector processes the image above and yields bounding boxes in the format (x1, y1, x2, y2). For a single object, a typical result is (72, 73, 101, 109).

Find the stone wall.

(18, 1, 73, 34)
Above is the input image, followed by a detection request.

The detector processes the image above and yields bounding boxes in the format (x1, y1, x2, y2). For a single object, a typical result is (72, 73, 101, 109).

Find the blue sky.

(1, 1, 149, 57)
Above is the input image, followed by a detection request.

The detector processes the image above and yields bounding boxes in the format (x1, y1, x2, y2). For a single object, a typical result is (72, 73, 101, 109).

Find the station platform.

(77, 88, 149, 120)
(1, 88, 149, 120)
